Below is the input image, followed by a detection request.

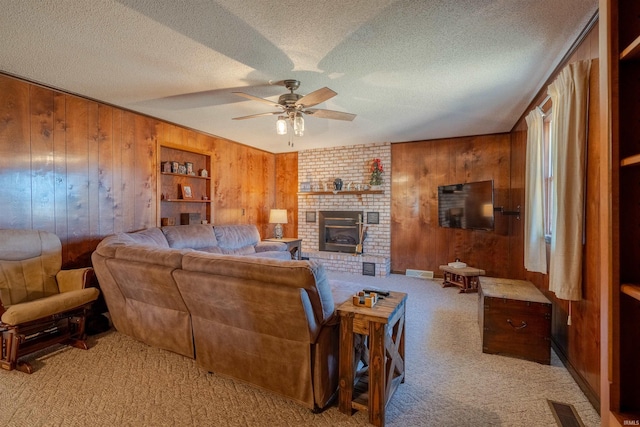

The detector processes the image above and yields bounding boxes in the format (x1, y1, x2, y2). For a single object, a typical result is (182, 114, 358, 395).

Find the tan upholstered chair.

(0, 229, 100, 373)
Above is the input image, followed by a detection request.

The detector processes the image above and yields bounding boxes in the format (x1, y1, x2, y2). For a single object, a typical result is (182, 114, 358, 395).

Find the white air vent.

(405, 269, 434, 279)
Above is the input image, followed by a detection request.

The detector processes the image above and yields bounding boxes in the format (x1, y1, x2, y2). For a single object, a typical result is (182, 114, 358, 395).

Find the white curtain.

(524, 108, 547, 274)
(548, 59, 591, 302)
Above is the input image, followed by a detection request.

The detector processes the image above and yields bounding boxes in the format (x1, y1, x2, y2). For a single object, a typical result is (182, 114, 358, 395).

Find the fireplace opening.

(319, 211, 363, 253)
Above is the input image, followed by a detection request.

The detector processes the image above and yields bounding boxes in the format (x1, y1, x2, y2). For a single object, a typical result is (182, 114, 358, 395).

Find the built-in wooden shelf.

(298, 190, 384, 196)
(620, 35, 640, 61)
(620, 153, 640, 167)
(158, 144, 212, 227)
(162, 199, 211, 203)
(161, 172, 210, 180)
(621, 284, 640, 302)
(609, 0, 640, 419)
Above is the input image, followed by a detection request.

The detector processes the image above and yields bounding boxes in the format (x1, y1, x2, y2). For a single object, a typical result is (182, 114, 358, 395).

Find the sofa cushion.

(255, 241, 287, 252)
(245, 251, 292, 260)
(1, 288, 100, 325)
(197, 246, 224, 254)
(181, 252, 334, 323)
(127, 228, 170, 248)
(213, 225, 260, 254)
(0, 230, 62, 305)
(114, 245, 190, 269)
(162, 225, 218, 250)
(0, 229, 60, 261)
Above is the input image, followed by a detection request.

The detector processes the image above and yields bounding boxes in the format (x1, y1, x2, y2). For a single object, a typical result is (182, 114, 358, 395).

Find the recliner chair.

(0, 229, 100, 373)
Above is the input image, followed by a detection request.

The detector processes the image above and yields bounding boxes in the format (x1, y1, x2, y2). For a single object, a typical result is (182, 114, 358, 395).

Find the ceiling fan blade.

(304, 108, 356, 121)
(232, 111, 281, 120)
(232, 92, 281, 108)
(295, 87, 337, 108)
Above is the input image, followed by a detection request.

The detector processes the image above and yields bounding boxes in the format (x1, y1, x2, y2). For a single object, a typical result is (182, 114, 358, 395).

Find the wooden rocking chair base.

(15, 360, 33, 374)
(1, 306, 92, 374)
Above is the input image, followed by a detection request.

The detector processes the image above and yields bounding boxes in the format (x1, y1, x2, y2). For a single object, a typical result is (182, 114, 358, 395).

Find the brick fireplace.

(297, 142, 391, 276)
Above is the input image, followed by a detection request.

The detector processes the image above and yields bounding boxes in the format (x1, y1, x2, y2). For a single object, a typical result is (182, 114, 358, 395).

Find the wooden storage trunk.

(479, 277, 552, 364)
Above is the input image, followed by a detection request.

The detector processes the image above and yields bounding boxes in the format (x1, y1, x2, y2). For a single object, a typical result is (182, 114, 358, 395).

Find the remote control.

(363, 288, 390, 296)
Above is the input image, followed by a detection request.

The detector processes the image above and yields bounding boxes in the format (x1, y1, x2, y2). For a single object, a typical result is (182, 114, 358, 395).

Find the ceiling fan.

(231, 79, 356, 143)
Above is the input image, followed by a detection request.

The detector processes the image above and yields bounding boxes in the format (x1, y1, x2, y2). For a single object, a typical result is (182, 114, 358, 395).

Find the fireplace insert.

(318, 210, 363, 253)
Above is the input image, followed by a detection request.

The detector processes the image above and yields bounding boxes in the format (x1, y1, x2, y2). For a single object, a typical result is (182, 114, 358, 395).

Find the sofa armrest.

(255, 241, 287, 252)
(56, 267, 94, 293)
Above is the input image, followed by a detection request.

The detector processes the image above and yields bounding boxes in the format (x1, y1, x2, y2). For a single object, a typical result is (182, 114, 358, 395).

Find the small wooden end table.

(337, 291, 407, 427)
(263, 237, 302, 260)
(439, 265, 485, 293)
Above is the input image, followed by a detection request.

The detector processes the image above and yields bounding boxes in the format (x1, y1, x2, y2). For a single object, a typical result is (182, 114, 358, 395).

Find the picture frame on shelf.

(180, 184, 193, 199)
(178, 164, 187, 175)
(171, 161, 179, 173)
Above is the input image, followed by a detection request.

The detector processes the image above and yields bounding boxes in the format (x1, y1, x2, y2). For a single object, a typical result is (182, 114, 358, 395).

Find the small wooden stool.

(439, 265, 486, 293)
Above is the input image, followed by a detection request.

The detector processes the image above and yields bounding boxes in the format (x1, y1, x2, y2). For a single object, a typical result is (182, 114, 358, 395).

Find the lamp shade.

(269, 209, 288, 224)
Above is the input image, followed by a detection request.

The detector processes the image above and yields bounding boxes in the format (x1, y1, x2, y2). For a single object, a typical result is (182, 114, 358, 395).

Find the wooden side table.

(337, 291, 407, 427)
(263, 237, 302, 260)
(439, 265, 485, 293)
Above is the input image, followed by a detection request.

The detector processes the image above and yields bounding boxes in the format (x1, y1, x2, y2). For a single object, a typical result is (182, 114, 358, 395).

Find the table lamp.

(269, 209, 288, 239)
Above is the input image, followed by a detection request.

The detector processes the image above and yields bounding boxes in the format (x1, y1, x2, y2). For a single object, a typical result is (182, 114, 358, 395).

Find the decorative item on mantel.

(369, 158, 384, 189)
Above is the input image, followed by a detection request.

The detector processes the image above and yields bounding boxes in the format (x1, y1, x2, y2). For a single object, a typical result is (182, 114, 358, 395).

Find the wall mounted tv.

(438, 180, 494, 230)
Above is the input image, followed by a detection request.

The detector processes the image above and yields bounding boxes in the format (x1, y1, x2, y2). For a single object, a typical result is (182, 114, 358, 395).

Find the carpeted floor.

(1, 272, 600, 427)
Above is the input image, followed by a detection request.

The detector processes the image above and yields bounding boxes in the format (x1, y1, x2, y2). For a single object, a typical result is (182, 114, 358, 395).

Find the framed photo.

(171, 161, 179, 173)
(178, 164, 187, 175)
(367, 212, 379, 224)
(181, 184, 193, 199)
(300, 181, 311, 192)
(162, 161, 172, 173)
(306, 211, 316, 223)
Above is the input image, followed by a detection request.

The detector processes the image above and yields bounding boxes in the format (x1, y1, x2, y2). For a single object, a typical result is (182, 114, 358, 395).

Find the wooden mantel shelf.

(298, 190, 384, 196)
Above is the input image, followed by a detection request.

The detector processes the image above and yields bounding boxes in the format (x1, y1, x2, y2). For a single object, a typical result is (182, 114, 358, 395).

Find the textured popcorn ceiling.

(0, 0, 597, 153)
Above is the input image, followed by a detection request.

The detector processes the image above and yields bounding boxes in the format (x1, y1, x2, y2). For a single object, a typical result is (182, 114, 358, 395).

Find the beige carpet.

(1, 272, 600, 427)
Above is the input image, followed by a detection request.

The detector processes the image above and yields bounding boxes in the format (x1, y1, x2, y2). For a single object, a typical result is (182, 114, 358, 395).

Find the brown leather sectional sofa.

(92, 224, 361, 410)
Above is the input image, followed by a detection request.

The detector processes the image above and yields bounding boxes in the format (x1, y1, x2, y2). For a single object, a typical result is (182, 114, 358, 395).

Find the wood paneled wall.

(390, 133, 512, 276)
(0, 73, 292, 267)
(274, 152, 299, 238)
(509, 23, 601, 407)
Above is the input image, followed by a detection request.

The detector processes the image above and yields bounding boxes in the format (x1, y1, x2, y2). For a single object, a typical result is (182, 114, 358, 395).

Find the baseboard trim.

(551, 339, 600, 414)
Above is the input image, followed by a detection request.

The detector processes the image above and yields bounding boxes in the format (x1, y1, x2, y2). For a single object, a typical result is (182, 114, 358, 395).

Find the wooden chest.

(479, 277, 552, 364)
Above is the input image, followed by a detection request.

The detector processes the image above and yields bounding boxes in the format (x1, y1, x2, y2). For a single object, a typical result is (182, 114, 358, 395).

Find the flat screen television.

(438, 180, 494, 230)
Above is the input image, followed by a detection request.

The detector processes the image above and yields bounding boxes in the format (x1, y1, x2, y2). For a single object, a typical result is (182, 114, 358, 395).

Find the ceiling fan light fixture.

(276, 116, 287, 135)
(232, 79, 355, 143)
(293, 115, 304, 137)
